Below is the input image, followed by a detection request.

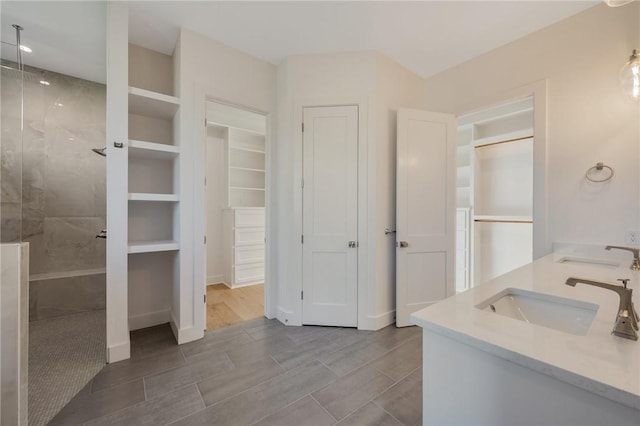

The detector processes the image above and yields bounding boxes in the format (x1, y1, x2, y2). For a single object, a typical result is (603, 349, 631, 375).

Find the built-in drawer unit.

(223, 207, 265, 288)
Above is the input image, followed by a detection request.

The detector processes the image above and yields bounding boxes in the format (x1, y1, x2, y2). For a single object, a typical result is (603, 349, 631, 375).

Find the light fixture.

(619, 49, 639, 101)
(39, 80, 50, 86)
(19, 45, 31, 53)
(604, 0, 635, 6)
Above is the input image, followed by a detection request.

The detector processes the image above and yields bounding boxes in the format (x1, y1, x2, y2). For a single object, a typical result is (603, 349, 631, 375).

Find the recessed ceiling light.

(55, 102, 64, 107)
(19, 45, 31, 53)
(39, 80, 50, 86)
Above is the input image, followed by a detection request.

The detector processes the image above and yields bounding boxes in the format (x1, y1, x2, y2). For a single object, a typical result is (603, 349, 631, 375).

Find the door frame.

(290, 97, 369, 328)
(194, 93, 275, 328)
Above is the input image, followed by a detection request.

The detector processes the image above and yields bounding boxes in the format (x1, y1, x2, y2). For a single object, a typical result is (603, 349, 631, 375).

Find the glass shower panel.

(1, 63, 24, 242)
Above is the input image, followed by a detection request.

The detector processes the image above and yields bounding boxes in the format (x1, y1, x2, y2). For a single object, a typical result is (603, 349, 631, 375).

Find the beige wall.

(423, 4, 640, 249)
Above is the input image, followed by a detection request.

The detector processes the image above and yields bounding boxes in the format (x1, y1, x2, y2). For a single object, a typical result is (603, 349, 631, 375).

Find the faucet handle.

(617, 278, 630, 289)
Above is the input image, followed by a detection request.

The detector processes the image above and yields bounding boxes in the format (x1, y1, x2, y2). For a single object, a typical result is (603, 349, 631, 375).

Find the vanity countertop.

(411, 251, 640, 410)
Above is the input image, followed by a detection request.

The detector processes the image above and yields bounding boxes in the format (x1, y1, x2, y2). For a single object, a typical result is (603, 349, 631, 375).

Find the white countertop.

(411, 249, 640, 410)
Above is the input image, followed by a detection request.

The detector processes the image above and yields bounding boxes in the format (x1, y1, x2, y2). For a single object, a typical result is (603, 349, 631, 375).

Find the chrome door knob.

(398, 241, 408, 248)
(348, 241, 358, 248)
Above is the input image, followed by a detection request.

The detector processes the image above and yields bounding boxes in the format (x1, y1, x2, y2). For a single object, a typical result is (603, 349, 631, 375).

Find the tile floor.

(49, 318, 422, 426)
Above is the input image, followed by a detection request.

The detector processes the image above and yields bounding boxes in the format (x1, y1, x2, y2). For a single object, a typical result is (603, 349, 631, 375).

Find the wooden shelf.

(128, 87, 179, 119)
(128, 240, 179, 254)
(473, 215, 532, 224)
(128, 193, 179, 202)
(473, 129, 533, 148)
(129, 140, 179, 159)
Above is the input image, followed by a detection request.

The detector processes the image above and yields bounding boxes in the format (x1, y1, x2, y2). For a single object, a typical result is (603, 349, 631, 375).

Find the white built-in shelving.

(457, 97, 534, 288)
(128, 87, 179, 119)
(128, 193, 179, 202)
(128, 240, 180, 254)
(128, 139, 179, 159)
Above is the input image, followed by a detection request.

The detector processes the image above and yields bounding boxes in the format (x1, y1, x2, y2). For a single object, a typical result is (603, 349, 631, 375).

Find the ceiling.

(1, 1, 600, 85)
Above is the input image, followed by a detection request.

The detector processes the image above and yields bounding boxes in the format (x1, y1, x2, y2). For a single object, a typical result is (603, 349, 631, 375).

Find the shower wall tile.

(1, 202, 22, 243)
(32, 273, 106, 320)
(40, 217, 106, 273)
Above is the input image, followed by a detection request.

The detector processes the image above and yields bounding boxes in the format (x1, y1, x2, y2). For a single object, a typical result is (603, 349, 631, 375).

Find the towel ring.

(585, 162, 614, 183)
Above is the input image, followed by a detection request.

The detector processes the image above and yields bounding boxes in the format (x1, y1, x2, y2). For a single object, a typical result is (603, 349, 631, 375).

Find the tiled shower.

(1, 61, 106, 321)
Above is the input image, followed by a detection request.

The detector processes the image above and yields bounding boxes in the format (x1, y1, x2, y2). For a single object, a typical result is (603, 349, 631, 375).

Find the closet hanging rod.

(474, 135, 533, 149)
(474, 218, 533, 224)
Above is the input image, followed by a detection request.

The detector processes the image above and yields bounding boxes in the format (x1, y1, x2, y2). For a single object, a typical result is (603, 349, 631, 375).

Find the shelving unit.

(126, 44, 181, 334)
(207, 102, 266, 289)
(457, 97, 534, 287)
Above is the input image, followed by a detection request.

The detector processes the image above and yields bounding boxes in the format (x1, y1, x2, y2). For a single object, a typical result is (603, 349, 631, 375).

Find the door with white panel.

(396, 109, 456, 327)
(302, 106, 358, 327)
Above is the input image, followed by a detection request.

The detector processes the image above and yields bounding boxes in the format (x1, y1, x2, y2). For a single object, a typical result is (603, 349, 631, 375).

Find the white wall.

(275, 52, 376, 327)
(275, 52, 425, 329)
(176, 29, 277, 337)
(205, 132, 225, 285)
(423, 4, 640, 250)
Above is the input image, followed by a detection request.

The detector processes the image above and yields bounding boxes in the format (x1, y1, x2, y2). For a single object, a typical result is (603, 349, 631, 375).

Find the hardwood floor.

(206, 283, 265, 331)
(50, 318, 423, 425)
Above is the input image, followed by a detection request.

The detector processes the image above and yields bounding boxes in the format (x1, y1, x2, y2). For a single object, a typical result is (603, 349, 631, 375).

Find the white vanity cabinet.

(222, 208, 265, 288)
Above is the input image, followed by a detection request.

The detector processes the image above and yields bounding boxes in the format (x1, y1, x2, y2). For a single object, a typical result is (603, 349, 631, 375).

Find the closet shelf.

(229, 166, 265, 173)
(473, 215, 533, 224)
(230, 146, 265, 154)
(128, 240, 179, 254)
(128, 193, 179, 202)
(128, 86, 179, 119)
(128, 139, 179, 159)
(230, 186, 265, 191)
(473, 129, 533, 148)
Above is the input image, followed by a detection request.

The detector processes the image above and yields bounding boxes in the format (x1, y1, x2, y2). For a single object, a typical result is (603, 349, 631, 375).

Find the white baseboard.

(359, 310, 396, 331)
(207, 274, 224, 285)
(277, 306, 300, 326)
(128, 309, 170, 331)
(169, 310, 204, 344)
(107, 340, 130, 363)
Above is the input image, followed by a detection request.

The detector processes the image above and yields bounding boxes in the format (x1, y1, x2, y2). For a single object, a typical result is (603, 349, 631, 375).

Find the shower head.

(92, 147, 106, 157)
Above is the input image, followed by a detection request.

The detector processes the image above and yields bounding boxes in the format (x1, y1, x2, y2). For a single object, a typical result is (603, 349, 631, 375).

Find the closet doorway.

(455, 96, 535, 291)
(205, 101, 267, 330)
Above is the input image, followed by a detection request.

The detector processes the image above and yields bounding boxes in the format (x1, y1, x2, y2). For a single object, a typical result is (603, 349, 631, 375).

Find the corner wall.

(422, 3, 640, 250)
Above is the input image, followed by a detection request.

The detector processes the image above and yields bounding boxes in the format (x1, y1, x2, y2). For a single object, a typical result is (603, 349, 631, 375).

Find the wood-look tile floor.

(50, 318, 423, 426)
(206, 283, 265, 331)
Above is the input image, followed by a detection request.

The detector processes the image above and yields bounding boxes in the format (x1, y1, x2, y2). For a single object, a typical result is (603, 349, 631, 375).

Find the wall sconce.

(619, 49, 639, 101)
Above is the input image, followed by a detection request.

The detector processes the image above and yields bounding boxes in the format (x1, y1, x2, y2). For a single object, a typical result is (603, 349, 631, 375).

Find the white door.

(396, 109, 456, 327)
(302, 105, 358, 327)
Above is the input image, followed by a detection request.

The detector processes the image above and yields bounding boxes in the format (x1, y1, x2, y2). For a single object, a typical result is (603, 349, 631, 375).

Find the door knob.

(398, 241, 408, 248)
(348, 241, 358, 248)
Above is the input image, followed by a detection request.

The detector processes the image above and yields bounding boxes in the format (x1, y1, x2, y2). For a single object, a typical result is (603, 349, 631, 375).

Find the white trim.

(128, 309, 170, 331)
(206, 274, 224, 285)
(293, 96, 369, 329)
(277, 306, 297, 326)
(106, 340, 130, 364)
(169, 310, 204, 344)
(359, 310, 396, 331)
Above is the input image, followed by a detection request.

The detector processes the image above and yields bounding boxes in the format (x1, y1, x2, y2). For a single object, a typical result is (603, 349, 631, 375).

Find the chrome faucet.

(565, 277, 638, 341)
(605, 245, 640, 271)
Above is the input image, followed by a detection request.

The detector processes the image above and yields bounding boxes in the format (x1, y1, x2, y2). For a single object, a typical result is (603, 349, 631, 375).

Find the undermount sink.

(555, 255, 620, 269)
(476, 288, 599, 336)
